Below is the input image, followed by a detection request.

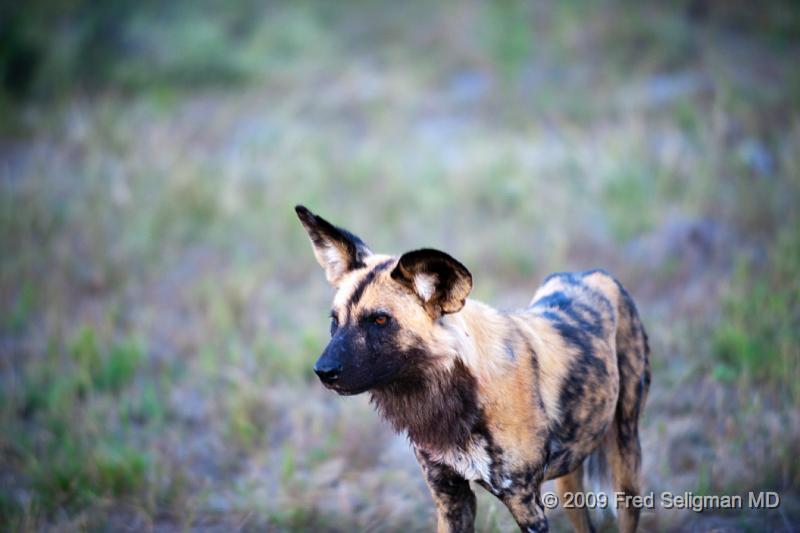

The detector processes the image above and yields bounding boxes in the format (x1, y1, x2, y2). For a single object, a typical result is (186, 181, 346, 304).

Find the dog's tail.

(584, 444, 608, 491)
(584, 444, 615, 517)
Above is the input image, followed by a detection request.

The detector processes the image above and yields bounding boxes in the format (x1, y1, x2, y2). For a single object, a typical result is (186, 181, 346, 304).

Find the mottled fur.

(296, 206, 651, 533)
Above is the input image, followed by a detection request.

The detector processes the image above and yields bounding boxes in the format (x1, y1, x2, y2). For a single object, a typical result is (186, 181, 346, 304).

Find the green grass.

(4, 281, 36, 333)
(225, 384, 273, 451)
(713, 225, 800, 403)
(602, 165, 656, 241)
(67, 326, 144, 395)
(27, 436, 150, 512)
(1, 326, 155, 523)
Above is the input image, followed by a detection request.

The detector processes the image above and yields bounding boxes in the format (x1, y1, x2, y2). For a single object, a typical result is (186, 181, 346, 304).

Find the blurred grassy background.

(1, 0, 799, 531)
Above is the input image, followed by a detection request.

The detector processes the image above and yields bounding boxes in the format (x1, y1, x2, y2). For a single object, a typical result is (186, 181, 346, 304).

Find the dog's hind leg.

(606, 283, 651, 533)
(554, 463, 595, 533)
(603, 422, 641, 533)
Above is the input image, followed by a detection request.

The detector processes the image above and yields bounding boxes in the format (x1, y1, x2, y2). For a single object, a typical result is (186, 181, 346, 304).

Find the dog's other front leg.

(415, 448, 476, 533)
(501, 483, 549, 533)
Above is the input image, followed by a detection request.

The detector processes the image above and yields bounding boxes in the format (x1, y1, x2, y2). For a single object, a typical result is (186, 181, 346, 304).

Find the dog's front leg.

(501, 484, 549, 533)
(415, 448, 476, 533)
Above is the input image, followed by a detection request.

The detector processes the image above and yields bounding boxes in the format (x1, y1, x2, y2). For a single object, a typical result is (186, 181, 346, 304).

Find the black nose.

(314, 362, 342, 384)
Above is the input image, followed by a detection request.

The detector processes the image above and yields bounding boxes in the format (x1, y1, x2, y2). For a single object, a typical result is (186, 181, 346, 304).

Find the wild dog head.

(295, 205, 473, 395)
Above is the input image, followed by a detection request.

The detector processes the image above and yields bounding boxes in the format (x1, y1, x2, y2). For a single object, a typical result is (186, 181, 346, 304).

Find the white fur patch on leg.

(428, 438, 491, 485)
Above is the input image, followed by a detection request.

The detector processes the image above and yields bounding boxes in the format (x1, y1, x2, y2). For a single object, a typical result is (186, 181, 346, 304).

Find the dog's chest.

(426, 438, 493, 484)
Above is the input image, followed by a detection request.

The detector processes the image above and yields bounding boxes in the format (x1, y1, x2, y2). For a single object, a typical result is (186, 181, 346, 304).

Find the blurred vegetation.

(2, 0, 799, 102)
(1, 0, 799, 530)
(1, 0, 306, 97)
(2, 326, 156, 524)
(713, 225, 800, 402)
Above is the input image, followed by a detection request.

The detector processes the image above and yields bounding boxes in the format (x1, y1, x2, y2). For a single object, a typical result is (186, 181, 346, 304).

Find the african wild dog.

(295, 205, 650, 533)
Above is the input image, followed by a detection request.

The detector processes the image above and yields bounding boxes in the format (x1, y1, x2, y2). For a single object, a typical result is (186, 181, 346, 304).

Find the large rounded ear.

(391, 248, 473, 317)
(295, 205, 372, 286)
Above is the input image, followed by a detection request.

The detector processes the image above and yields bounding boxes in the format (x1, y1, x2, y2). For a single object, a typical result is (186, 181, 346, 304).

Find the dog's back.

(528, 269, 651, 531)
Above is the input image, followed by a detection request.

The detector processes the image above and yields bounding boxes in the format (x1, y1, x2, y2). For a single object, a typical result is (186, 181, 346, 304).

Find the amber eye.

(373, 314, 389, 326)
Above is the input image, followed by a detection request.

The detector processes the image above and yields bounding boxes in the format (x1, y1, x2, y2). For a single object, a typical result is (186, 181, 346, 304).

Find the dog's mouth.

(318, 368, 400, 396)
(323, 382, 369, 396)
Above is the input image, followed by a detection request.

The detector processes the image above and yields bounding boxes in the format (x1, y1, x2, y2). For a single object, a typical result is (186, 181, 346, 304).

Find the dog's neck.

(369, 353, 481, 452)
(370, 300, 507, 452)
(440, 299, 512, 384)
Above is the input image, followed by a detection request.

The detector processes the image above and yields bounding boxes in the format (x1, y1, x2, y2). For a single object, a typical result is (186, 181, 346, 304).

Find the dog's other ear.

(295, 205, 372, 286)
(391, 248, 473, 317)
